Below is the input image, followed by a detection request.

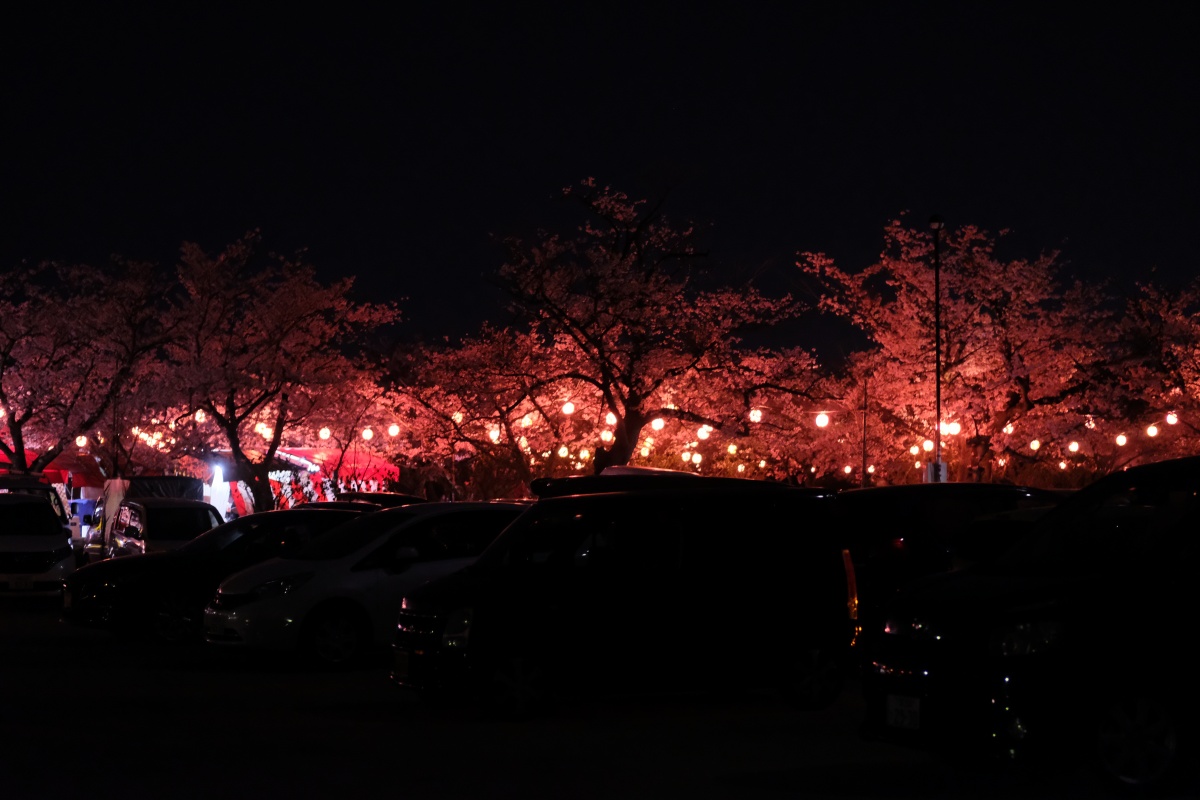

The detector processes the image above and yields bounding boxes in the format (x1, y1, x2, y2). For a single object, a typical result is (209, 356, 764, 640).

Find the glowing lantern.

(601, 430, 614, 443)
(319, 427, 331, 440)
(562, 401, 575, 415)
(843, 465, 852, 474)
(557, 445, 569, 458)
(682, 452, 692, 463)
(914, 461, 922, 469)
(1003, 424, 1014, 434)
(692, 454, 702, 465)
(998, 458, 1007, 467)
(1116, 434, 1128, 446)
(867, 465, 876, 474)
(697, 427, 710, 440)
(922, 440, 934, 452)
(1167, 413, 1179, 425)
(749, 409, 763, 423)
(489, 428, 501, 442)
(362, 428, 374, 441)
(737, 464, 745, 473)
(1059, 461, 1068, 470)
(909, 445, 920, 456)
(522, 414, 533, 428)
(727, 444, 737, 455)
(948, 422, 961, 436)
(452, 411, 464, 424)
(75, 435, 87, 447)
(1068, 441, 1080, 453)
(1147, 425, 1159, 437)
(1029, 439, 1041, 451)
(194, 409, 206, 423)
(815, 413, 830, 428)
(388, 424, 400, 437)
(759, 460, 767, 468)
(606, 412, 617, 425)
(651, 418, 665, 431)
(580, 449, 590, 460)
(640, 447, 650, 457)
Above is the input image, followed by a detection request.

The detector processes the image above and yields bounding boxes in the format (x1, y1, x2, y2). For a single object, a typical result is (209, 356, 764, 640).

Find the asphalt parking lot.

(0, 599, 1147, 799)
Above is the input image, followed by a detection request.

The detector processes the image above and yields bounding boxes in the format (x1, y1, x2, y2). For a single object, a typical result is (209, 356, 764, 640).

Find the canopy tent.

(0, 448, 107, 488)
(275, 447, 399, 485)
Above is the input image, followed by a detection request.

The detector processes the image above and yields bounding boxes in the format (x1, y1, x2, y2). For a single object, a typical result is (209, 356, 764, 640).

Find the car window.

(146, 506, 220, 539)
(0, 502, 63, 535)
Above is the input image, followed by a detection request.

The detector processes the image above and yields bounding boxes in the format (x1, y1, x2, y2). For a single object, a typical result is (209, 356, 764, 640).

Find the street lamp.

(930, 214, 945, 483)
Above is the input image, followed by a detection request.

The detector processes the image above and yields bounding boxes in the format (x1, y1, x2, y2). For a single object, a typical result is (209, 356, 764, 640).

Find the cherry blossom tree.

(0, 259, 177, 477)
(495, 179, 809, 473)
(168, 233, 400, 511)
(798, 217, 1119, 486)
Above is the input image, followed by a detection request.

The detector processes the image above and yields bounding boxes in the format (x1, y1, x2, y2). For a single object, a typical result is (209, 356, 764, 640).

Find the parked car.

(859, 455, 1200, 794)
(834, 481, 1066, 652)
(204, 501, 528, 667)
(0, 493, 77, 598)
(63, 505, 373, 643)
(391, 474, 856, 716)
(105, 497, 222, 559)
(0, 474, 79, 560)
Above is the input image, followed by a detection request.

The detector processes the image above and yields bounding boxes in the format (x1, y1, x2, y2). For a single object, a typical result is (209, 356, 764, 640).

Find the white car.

(0, 494, 76, 597)
(204, 501, 527, 666)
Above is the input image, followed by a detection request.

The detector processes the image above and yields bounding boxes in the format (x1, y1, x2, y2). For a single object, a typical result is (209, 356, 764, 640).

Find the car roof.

(121, 497, 219, 509)
(0, 493, 56, 506)
(530, 472, 826, 499)
(372, 501, 529, 517)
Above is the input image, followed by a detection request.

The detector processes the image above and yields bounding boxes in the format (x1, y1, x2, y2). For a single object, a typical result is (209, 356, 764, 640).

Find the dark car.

(834, 482, 1066, 651)
(391, 474, 856, 715)
(63, 505, 373, 642)
(105, 497, 222, 558)
(859, 455, 1200, 793)
(0, 493, 76, 598)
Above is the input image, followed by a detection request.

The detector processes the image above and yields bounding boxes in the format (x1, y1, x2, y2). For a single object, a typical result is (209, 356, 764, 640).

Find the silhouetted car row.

(17, 458, 1200, 794)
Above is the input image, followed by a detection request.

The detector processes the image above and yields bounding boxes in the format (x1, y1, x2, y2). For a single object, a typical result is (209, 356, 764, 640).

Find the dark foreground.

(0, 599, 1164, 799)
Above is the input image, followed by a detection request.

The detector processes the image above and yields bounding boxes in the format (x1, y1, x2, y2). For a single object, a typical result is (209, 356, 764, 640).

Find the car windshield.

(0, 502, 64, 535)
(291, 509, 420, 560)
(175, 509, 363, 556)
(993, 467, 1200, 575)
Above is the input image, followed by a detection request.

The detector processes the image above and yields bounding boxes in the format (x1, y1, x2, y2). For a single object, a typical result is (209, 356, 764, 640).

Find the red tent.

(0, 448, 106, 488)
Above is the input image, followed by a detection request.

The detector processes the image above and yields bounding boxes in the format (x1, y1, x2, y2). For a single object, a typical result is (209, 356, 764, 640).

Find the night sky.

(6, 5, 1197, 350)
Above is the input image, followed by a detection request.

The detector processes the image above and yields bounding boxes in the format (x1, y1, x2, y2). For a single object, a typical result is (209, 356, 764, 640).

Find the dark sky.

(5, 5, 1198, 347)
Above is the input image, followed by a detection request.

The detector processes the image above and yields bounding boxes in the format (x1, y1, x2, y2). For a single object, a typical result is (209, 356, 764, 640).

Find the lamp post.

(930, 214, 945, 483)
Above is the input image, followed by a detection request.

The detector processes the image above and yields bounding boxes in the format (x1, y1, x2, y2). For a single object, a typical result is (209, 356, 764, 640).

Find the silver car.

(204, 501, 527, 667)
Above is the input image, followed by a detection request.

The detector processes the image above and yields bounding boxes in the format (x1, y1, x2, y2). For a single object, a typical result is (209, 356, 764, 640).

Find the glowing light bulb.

(697, 427, 710, 440)
(727, 444, 737, 455)
(361, 428, 373, 441)
(489, 428, 501, 442)
(388, 423, 400, 437)
(737, 464, 745, 473)
(910, 445, 920, 456)
(1068, 441, 1080, 453)
(580, 449, 590, 460)
(640, 447, 650, 457)
(601, 430, 614, 443)
(1167, 413, 1179, 425)
(749, 409, 763, 423)
(1116, 434, 1128, 446)
(606, 412, 617, 425)
(682, 452, 692, 463)
(922, 440, 934, 452)
(843, 465, 852, 474)
(1029, 439, 1041, 451)
(319, 427, 331, 440)
(1147, 425, 1159, 437)
(1059, 461, 1068, 470)
(75, 435, 87, 447)
(651, 418, 665, 431)
(1003, 424, 1014, 435)
(562, 401, 575, 415)
(557, 445, 569, 458)
(815, 413, 830, 428)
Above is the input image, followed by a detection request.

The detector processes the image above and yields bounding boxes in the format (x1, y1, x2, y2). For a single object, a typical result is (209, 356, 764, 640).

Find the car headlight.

(249, 572, 315, 601)
(989, 620, 1061, 657)
(441, 607, 473, 648)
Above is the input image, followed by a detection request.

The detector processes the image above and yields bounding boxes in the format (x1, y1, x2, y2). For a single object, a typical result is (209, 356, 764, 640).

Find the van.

(106, 497, 222, 557)
(391, 474, 856, 714)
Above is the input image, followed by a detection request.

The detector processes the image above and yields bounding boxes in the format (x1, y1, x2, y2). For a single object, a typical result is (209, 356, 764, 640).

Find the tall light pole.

(930, 215, 944, 483)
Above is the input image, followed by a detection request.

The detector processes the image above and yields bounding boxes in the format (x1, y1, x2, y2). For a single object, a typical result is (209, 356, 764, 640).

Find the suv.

(106, 497, 223, 558)
(391, 474, 856, 715)
(0, 493, 76, 597)
(859, 455, 1200, 793)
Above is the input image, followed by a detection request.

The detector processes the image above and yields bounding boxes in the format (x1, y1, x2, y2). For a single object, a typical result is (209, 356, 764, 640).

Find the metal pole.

(860, 376, 868, 488)
(931, 215, 944, 482)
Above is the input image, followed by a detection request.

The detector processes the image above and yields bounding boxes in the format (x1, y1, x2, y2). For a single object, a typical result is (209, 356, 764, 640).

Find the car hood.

(219, 557, 318, 593)
(66, 551, 183, 586)
(0, 534, 72, 554)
